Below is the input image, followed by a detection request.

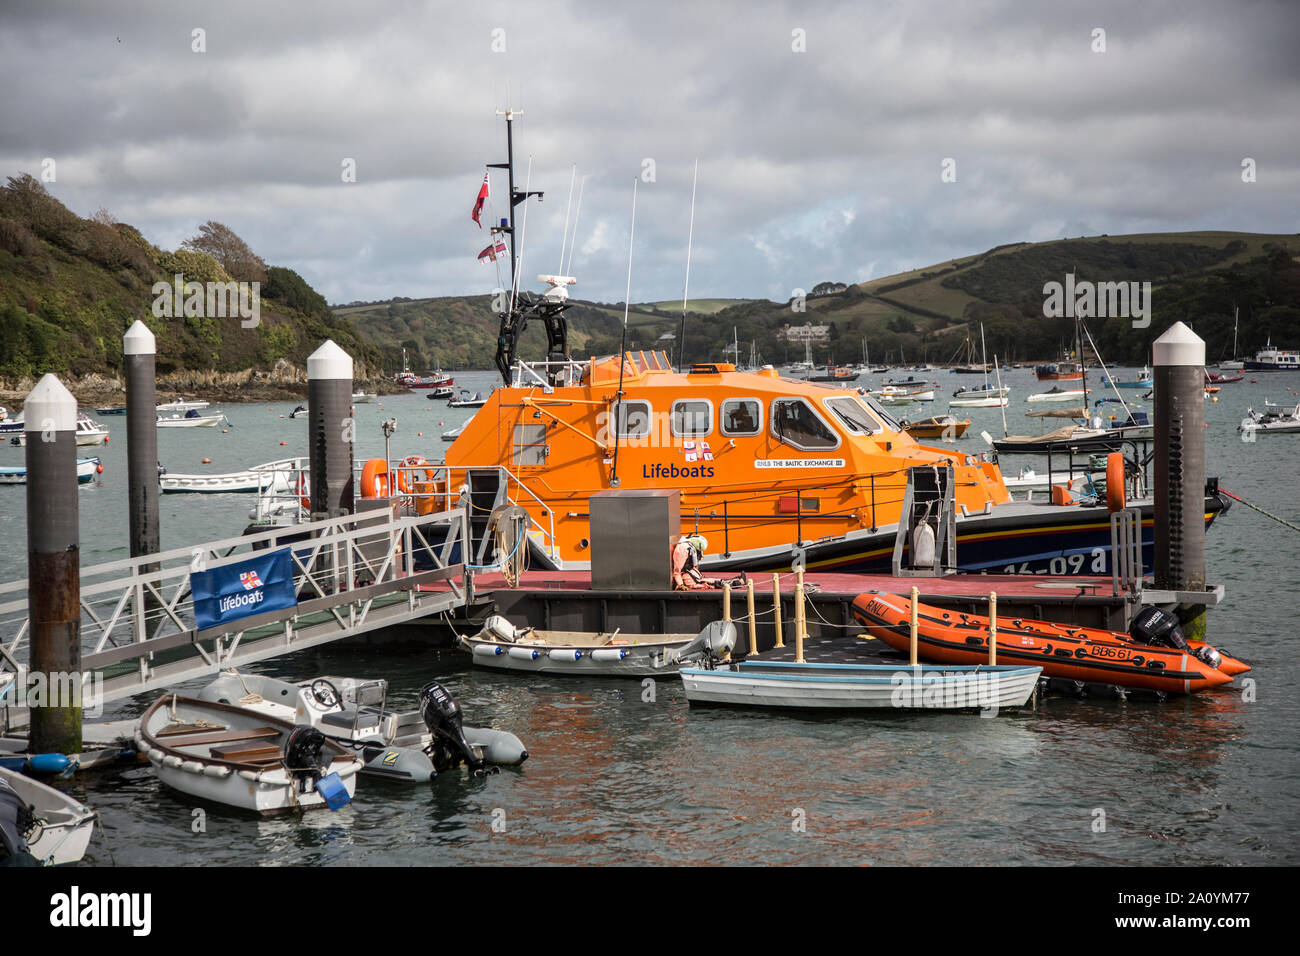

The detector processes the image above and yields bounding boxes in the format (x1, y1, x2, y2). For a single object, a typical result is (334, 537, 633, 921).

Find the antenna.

(565, 176, 586, 276)
(508, 156, 534, 320)
(610, 177, 638, 489)
(678, 159, 699, 372)
(557, 164, 576, 276)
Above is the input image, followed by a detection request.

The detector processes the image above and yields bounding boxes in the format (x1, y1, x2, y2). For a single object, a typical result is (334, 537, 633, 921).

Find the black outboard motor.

(0, 777, 35, 865)
(283, 725, 328, 791)
(419, 681, 486, 774)
(1129, 606, 1222, 668)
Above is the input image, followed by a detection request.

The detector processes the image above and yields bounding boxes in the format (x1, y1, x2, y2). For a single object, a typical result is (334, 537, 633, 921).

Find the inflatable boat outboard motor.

(666, 620, 738, 668)
(1129, 606, 1222, 669)
(419, 681, 487, 774)
(0, 776, 35, 865)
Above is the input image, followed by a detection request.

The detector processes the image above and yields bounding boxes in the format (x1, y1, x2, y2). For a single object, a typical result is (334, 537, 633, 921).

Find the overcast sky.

(1, 0, 1297, 305)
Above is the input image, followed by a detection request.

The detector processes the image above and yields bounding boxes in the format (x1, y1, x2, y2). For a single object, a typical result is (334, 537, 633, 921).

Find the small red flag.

(471, 173, 489, 227)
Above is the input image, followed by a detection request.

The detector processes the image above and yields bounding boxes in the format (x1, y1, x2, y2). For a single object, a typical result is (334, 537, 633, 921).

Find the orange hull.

(851, 591, 1243, 694)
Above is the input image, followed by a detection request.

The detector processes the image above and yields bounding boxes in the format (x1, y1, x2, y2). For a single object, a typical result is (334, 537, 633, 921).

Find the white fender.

(507, 646, 540, 661)
(590, 647, 629, 662)
(472, 644, 505, 658)
(548, 648, 583, 662)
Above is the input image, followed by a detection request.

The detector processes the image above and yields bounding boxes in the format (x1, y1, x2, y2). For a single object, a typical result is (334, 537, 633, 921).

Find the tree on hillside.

(182, 220, 267, 284)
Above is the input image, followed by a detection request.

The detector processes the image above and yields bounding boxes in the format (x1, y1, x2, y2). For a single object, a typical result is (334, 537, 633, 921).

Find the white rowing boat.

(460, 615, 708, 676)
(680, 660, 1042, 710)
(0, 767, 97, 865)
(160, 458, 300, 494)
(136, 694, 361, 814)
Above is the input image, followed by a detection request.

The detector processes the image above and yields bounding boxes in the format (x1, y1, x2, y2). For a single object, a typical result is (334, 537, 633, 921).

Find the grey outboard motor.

(419, 682, 487, 775)
(1129, 606, 1221, 669)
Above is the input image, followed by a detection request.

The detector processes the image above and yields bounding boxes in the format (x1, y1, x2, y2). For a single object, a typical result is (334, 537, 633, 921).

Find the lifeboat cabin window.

(671, 399, 713, 437)
(825, 396, 880, 435)
(770, 398, 840, 451)
(721, 398, 762, 436)
(615, 400, 652, 438)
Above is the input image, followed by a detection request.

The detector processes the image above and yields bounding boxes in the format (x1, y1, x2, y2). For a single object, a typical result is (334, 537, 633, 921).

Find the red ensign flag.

(471, 173, 490, 227)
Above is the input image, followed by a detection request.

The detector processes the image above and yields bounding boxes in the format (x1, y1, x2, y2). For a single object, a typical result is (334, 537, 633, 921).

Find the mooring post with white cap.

(1152, 321, 1207, 641)
(24, 374, 82, 755)
(307, 340, 355, 519)
(124, 320, 159, 560)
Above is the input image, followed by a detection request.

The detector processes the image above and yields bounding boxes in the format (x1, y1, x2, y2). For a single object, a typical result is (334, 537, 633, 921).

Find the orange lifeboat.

(850, 591, 1246, 694)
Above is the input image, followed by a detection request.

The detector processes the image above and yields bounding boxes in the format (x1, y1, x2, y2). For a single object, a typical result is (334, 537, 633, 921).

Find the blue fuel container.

(315, 771, 351, 811)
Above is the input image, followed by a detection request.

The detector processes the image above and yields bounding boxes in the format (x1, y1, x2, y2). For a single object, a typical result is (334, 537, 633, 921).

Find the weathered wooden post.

(25, 375, 81, 755)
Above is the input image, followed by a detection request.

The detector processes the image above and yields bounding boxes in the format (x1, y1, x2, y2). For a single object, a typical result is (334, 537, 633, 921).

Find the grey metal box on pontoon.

(590, 489, 680, 590)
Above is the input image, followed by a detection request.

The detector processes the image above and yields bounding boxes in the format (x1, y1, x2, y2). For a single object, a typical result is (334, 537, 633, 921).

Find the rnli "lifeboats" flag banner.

(191, 547, 297, 632)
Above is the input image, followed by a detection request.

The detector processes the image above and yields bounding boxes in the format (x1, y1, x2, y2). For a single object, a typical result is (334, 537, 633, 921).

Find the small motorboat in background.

(447, 389, 489, 408)
(156, 410, 227, 428)
(351, 392, 377, 404)
(0, 457, 103, 486)
(156, 398, 209, 413)
(901, 414, 970, 440)
(1239, 403, 1300, 435)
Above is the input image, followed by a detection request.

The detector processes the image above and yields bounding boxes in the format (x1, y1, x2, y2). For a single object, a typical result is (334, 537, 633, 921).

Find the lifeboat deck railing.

(248, 459, 559, 567)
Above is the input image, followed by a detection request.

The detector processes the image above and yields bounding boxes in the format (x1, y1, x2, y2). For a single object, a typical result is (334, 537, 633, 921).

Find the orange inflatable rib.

(851, 591, 1246, 694)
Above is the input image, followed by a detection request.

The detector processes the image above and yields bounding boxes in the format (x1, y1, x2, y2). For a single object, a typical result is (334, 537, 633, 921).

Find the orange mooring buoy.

(221, 428, 228, 433)
(417, 432, 423, 437)
(96, 463, 104, 474)
(280, 441, 288, 446)
(201, 457, 211, 464)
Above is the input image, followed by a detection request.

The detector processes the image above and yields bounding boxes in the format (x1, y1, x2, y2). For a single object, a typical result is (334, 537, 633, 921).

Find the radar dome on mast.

(537, 275, 577, 303)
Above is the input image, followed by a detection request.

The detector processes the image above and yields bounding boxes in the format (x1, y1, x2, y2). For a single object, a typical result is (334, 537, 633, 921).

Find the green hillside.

(342, 231, 1299, 372)
(0, 173, 383, 385)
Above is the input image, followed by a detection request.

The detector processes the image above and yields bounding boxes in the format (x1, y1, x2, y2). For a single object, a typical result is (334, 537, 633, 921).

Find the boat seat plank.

(155, 721, 227, 738)
(159, 727, 280, 748)
(210, 741, 282, 761)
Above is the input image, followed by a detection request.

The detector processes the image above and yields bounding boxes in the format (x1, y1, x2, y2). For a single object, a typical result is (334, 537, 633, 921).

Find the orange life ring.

(1105, 452, 1125, 512)
(360, 457, 390, 498)
(396, 455, 435, 494)
(295, 472, 311, 512)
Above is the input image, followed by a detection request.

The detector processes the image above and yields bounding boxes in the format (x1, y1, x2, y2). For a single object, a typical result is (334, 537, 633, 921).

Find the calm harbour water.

(2, 367, 1296, 866)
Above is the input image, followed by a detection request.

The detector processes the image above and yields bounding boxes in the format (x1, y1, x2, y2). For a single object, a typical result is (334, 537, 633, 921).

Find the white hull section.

(680, 662, 1041, 710)
(0, 767, 96, 864)
(141, 745, 358, 813)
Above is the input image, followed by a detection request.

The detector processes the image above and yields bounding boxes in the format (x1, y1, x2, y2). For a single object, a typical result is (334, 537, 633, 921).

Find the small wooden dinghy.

(461, 615, 703, 676)
(0, 767, 96, 865)
(851, 592, 1247, 694)
(901, 415, 969, 439)
(198, 672, 528, 782)
(681, 659, 1042, 710)
(136, 695, 361, 814)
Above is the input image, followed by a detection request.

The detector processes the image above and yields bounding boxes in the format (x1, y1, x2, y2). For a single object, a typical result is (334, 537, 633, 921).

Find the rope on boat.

(1220, 488, 1300, 534)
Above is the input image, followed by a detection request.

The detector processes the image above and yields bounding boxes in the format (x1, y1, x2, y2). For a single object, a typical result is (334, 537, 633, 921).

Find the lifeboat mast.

(489, 108, 573, 385)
